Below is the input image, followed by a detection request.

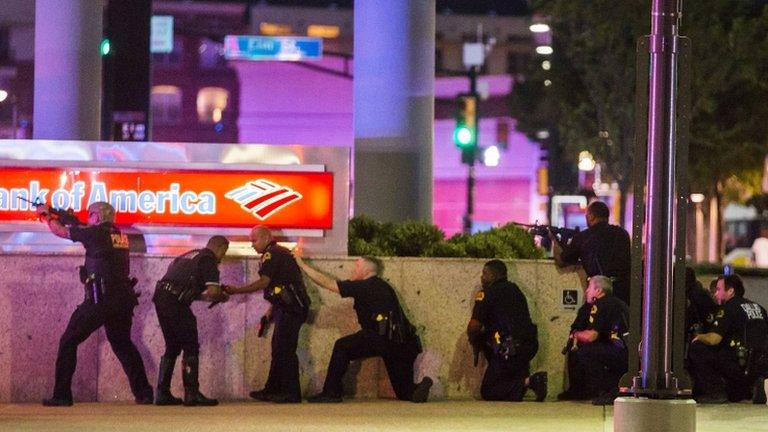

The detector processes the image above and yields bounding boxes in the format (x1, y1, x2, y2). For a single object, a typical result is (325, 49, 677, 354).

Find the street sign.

(223, 35, 323, 61)
(150, 16, 174, 54)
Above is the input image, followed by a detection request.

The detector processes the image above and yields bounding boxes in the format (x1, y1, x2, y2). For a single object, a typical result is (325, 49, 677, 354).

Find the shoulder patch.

(590, 305, 598, 314)
(261, 252, 272, 262)
(110, 232, 130, 249)
(475, 291, 485, 301)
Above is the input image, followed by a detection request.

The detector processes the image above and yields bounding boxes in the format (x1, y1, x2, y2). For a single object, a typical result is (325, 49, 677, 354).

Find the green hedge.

(348, 215, 545, 259)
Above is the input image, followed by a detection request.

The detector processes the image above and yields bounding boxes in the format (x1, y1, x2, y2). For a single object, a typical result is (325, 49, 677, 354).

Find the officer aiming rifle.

(512, 221, 579, 249)
(18, 196, 82, 227)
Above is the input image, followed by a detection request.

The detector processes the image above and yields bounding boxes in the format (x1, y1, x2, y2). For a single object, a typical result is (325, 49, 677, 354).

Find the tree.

(511, 0, 768, 231)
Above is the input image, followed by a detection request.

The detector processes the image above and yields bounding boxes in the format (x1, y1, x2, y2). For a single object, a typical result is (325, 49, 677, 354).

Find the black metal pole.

(463, 66, 478, 234)
(635, 0, 684, 396)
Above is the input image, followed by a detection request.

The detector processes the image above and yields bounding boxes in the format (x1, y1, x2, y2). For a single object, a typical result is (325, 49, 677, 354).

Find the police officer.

(554, 201, 631, 305)
(295, 255, 433, 403)
(570, 275, 629, 405)
(688, 274, 768, 403)
(557, 302, 591, 400)
(153, 235, 230, 406)
(467, 260, 547, 402)
(225, 226, 310, 403)
(36, 201, 153, 406)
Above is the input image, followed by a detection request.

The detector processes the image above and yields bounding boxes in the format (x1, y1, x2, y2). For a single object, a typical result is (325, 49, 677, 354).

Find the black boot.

(155, 356, 183, 406)
(182, 355, 218, 406)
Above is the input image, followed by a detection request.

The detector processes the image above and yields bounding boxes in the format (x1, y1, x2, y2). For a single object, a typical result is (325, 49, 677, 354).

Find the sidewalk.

(0, 400, 764, 432)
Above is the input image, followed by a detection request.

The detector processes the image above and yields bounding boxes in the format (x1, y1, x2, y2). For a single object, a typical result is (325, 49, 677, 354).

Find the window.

(199, 38, 225, 69)
(151, 85, 182, 125)
(307, 24, 340, 39)
(196, 87, 229, 124)
(260, 22, 293, 36)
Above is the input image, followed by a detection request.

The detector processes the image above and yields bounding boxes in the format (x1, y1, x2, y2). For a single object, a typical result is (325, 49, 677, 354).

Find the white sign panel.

(151, 16, 174, 54)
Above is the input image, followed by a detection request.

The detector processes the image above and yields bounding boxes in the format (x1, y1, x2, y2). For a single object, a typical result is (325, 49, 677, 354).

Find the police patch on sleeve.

(475, 291, 485, 302)
(261, 252, 272, 263)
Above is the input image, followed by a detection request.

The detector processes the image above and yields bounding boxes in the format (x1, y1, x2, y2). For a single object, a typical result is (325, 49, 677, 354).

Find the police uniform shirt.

(259, 242, 308, 311)
(70, 222, 130, 282)
(337, 276, 400, 332)
(161, 248, 220, 295)
(560, 221, 630, 281)
(471, 279, 536, 342)
(711, 297, 768, 348)
(585, 295, 629, 345)
(259, 242, 303, 285)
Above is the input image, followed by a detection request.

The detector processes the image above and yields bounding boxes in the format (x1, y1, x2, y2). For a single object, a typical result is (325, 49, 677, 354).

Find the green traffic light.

(100, 38, 111, 56)
(454, 126, 474, 148)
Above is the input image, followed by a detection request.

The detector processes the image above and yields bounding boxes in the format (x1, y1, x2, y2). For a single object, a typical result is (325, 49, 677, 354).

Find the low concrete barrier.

(0, 253, 585, 402)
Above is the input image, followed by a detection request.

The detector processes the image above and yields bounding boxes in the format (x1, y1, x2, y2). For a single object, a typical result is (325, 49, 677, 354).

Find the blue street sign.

(223, 35, 323, 61)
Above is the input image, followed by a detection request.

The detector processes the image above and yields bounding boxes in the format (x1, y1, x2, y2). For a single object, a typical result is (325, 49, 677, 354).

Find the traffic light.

(100, 38, 112, 56)
(454, 93, 478, 164)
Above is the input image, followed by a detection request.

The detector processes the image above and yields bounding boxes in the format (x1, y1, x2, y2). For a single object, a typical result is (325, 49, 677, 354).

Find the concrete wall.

(0, 253, 586, 402)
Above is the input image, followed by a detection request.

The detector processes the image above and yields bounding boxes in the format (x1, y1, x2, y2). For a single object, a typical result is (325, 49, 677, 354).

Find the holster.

(266, 283, 306, 311)
(84, 277, 105, 304)
(492, 332, 520, 361)
(156, 280, 196, 305)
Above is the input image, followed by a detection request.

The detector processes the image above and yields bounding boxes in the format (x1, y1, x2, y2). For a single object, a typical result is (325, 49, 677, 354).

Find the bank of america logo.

(225, 179, 303, 220)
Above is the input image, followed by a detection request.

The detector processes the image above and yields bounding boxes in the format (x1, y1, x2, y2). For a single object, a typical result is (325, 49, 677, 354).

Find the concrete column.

(353, 0, 435, 222)
(33, 0, 102, 140)
(614, 398, 695, 432)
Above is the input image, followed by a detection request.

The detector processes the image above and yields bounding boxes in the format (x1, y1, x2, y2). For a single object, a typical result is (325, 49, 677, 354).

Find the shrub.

(348, 216, 544, 259)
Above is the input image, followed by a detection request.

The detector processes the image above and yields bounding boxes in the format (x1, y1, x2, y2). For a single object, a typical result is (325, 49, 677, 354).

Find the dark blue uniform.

(153, 248, 220, 359)
(259, 241, 310, 402)
(560, 222, 631, 305)
(50, 222, 152, 404)
(471, 279, 538, 401)
(320, 276, 422, 400)
(689, 296, 768, 401)
(575, 295, 628, 398)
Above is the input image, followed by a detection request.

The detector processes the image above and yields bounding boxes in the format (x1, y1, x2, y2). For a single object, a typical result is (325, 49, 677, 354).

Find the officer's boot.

(155, 356, 183, 406)
(182, 355, 218, 406)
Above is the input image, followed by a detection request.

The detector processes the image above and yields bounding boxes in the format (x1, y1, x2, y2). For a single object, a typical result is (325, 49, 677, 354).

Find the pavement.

(0, 400, 765, 432)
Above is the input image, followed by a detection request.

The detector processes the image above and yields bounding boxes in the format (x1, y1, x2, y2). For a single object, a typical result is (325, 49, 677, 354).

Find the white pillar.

(708, 197, 719, 262)
(33, 0, 102, 140)
(694, 202, 704, 262)
(353, 0, 435, 221)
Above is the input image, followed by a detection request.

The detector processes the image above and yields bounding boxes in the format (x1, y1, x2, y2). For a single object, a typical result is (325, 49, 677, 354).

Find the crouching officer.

(689, 274, 768, 403)
(153, 235, 230, 406)
(296, 254, 433, 403)
(571, 275, 629, 405)
(467, 260, 547, 402)
(37, 201, 153, 406)
(225, 226, 311, 403)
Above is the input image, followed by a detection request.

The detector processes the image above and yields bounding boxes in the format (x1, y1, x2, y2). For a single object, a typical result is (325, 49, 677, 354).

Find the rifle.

(18, 196, 82, 227)
(468, 331, 484, 367)
(561, 335, 576, 355)
(512, 221, 580, 246)
(257, 314, 272, 338)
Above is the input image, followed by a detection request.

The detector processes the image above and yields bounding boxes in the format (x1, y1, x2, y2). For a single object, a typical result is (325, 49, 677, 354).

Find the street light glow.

(536, 45, 553, 55)
(0, 90, 8, 103)
(483, 146, 500, 167)
(690, 193, 705, 203)
(529, 23, 550, 33)
(578, 151, 596, 171)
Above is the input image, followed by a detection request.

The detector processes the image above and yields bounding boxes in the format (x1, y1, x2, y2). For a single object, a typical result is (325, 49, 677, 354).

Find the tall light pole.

(615, 0, 696, 430)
